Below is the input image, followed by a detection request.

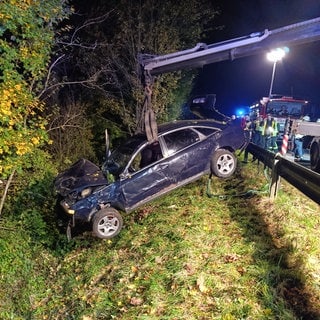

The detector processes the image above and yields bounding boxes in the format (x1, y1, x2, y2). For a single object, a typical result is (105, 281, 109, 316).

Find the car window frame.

(121, 140, 165, 178)
(120, 125, 222, 178)
(159, 127, 205, 157)
(193, 126, 221, 137)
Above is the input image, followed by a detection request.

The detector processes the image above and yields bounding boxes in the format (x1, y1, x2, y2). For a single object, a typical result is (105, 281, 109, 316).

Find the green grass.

(0, 159, 319, 319)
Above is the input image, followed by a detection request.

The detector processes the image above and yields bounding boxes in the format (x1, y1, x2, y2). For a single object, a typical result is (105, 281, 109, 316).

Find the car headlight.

(81, 188, 92, 198)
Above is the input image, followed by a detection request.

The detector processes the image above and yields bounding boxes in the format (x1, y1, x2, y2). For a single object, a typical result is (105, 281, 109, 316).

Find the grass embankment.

(0, 159, 319, 319)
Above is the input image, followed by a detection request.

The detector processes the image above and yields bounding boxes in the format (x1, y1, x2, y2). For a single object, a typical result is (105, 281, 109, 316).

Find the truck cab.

(250, 95, 310, 134)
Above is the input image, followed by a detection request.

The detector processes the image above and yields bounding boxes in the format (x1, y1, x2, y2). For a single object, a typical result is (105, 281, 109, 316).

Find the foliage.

(0, 0, 72, 178)
(0, 148, 65, 317)
(104, 0, 220, 129)
(47, 0, 220, 161)
(47, 99, 97, 169)
(0, 159, 320, 319)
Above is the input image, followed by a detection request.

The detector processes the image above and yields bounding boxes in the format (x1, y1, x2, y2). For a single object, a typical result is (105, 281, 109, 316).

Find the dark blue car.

(54, 119, 245, 239)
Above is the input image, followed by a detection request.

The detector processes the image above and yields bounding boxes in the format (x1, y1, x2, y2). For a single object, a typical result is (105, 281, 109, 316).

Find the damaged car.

(54, 119, 245, 239)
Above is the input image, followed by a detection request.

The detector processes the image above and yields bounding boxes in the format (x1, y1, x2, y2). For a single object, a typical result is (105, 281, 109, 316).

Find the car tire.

(211, 149, 237, 178)
(310, 140, 320, 173)
(92, 207, 123, 239)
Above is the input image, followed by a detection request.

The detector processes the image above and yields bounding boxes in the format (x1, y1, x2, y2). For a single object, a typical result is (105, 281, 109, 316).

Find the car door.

(161, 128, 209, 184)
(118, 140, 173, 211)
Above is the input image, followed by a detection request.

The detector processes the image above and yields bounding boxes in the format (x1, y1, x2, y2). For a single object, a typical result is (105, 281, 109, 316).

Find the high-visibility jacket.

(254, 119, 264, 133)
(262, 118, 278, 136)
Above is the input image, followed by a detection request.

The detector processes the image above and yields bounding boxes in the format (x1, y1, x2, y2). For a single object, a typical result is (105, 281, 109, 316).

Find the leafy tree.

(0, 0, 71, 179)
(48, 0, 220, 157)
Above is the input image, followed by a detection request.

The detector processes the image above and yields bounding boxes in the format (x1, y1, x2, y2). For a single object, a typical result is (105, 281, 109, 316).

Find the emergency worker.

(262, 114, 279, 151)
(293, 115, 310, 161)
(252, 115, 264, 147)
(242, 114, 253, 163)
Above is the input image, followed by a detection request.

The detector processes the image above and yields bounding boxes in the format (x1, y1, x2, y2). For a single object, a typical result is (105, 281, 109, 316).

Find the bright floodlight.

(267, 47, 288, 97)
(266, 48, 286, 62)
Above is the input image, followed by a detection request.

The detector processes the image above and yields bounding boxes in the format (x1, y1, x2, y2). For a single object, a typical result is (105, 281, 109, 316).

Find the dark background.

(192, 0, 320, 116)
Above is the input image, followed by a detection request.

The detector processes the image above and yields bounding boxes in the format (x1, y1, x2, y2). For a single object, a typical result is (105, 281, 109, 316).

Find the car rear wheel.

(211, 149, 237, 178)
(310, 140, 320, 173)
(92, 207, 123, 239)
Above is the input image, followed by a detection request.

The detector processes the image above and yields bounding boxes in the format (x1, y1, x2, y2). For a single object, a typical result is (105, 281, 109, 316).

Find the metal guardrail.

(246, 143, 320, 205)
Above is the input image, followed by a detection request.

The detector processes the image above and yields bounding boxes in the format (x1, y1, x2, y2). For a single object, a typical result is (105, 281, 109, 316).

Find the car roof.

(157, 119, 227, 133)
(123, 119, 229, 145)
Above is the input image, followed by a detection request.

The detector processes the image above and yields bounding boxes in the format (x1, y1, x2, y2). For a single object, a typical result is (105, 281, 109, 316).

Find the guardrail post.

(269, 155, 281, 201)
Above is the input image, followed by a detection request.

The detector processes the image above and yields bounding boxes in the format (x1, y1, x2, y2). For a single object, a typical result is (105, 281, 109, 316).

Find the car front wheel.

(211, 149, 237, 178)
(92, 207, 123, 239)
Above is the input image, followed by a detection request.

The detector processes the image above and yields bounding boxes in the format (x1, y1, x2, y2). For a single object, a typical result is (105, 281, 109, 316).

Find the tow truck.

(291, 119, 320, 172)
(248, 95, 320, 172)
(139, 17, 320, 169)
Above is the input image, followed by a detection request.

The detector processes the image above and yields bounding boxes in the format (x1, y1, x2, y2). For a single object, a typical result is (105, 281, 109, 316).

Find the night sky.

(192, 0, 320, 116)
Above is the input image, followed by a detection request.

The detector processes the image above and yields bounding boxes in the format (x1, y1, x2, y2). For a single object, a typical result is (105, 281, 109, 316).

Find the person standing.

(293, 115, 310, 161)
(262, 114, 279, 151)
(252, 115, 264, 147)
(242, 114, 253, 163)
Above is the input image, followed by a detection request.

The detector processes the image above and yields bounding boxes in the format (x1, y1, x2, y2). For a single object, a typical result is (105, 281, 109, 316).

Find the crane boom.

(139, 17, 320, 76)
(138, 17, 320, 143)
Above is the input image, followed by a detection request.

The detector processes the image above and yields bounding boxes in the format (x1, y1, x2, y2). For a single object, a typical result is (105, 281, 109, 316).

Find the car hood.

(54, 158, 108, 196)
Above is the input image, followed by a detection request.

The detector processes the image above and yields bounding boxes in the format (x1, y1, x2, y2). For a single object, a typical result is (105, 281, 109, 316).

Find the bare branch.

(71, 11, 113, 43)
(37, 54, 66, 99)
(55, 12, 113, 49)
(39, 79, 95, 99)
(55, 40, 100, 50)
(0, 170, 15, 217)
(47, 124, 84, 132)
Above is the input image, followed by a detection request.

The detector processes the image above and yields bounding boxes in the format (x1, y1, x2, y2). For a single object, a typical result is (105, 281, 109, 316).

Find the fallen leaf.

(130, 297, 144, 306)
(197, 274, 208, 293)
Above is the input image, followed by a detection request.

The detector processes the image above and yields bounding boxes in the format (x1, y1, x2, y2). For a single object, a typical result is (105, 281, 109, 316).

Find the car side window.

(163, 129, 200, 156)
(130, 141, 163, 172)
(195, 127, 218, 136)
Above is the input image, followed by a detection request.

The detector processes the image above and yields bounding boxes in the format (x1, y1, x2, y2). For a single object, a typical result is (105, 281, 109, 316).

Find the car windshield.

(103, 136, 145, 176)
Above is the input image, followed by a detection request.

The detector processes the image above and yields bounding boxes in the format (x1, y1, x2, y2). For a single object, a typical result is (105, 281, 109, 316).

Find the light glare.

(267, 48, 286, 62)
